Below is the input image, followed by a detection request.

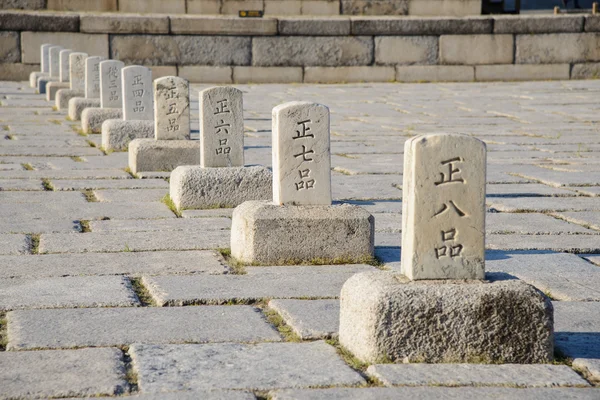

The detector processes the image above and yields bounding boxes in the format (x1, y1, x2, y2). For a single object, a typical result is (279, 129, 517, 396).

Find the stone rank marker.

(154, 76, 190, 140)
(200, 86, 243, 168)
(69, 52, 88, 91)
(401, 133, 486, 280)
(272, 101, 331, 206)
(35, 44, 58, 93)
(59, 49, 72, 83)
(85, 56, 104, 99)
(122, 66, 153, 121)
(99, 60, 124, 109)
(41, 44, 51, 74)
(48, 45, 63, 79)
(46, 47, 71, 102)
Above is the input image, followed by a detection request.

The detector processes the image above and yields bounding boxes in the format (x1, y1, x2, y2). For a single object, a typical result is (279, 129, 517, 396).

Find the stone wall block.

(179, 66, 233, 83)
(304, 66, 394, 82)
(395, 65, 474, 82)
(265, 0, 303, 15)
(47, 0, 117, 11)
(171, 16, 277, 35)
(301, 0, 340, 15)
(186, 0, 221, 14)
(0, 11, 79, 32)
(571, 62, 600, 79)
(516, 33, 600, 64)
(408, 0, 482, 17)
(352, 16, 492, 35)
(584, 16, 600, 32)
(119, 0, 186, 13)
(233, 66, 303, 83)
(341, 0, 408, 15)
(252, 36, 373, 66)
(494, 15, 584, 34)
(375, 36, 437, 65)
(0, 0, 45, 9)
(81, 14, 169, 34)
(475, 64, 570, 81)
(278, 17, 351, 35)
(21, 32, 108, 64)
(0, 63, 39, 80)
(440, 34, 513, 65)
(221, 0, 264, 14)
(110, 35, 252, 66)
(0, 32, 20, 63)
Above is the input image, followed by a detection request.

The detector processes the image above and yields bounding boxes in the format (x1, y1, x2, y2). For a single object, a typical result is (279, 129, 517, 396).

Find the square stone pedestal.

(339, 271, 554, 364)
(46, 82, 69, 102)
(56, 89, 84, 111)
(68, 98, 101, 121)
(231, 201, 374, 265)
(102, 120, 154, 151)
(30, 71, 47, 88)
(37, 76, 58, 94)
(128, 138, 200, 174)
(170, 165, 272, 210)
(81, 108, 122, 134)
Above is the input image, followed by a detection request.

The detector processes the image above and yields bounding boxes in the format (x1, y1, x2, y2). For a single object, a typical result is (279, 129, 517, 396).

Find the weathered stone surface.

(170, 165, 272, 210)
(82, 108, 122, 134)
(56, 88, 84, 110)
(49, 45, 64, 78)
(304, 66, 394, 83)
(475, 64, 570, 81)
(0, 250, 226, 279)
(88, 216, 229, 231)
(51, 178, 167, 191)
(0, 10, 78, 31)
(171, 15, 277, 35)
(341, 0, 408, 15)
(494, 15, 584, 34)
(278, 17, 351, 35)
(111, 35, 252, 66)
(143, 265, 375, 305)
(375, 36, 438, 65)
(440, 34, 513, 65)
(268, 299, 339, 339)
(154, 76, 190, 140)
(0, 233, 29, 255)
(339, 271, 553, 363)
(37, 75, 58, 94)
(68, 97, 101, 121)
(122, 65, 153, 121)
(516, 33, 600, 64)
(273, 101, 331, 205)
(571, 62, 600, 79)
(301, 0, 340, 15)
(234, 66, 303, 83)
(0, 31, 20, 64)
(401, 134, 486, 280)
(8, 306, 281, 350)
(21, 32, 109, 64)
(85, 55, 103, 99)
(102, 119, 154, 151)
(100, 60, 124, 108)
(81, 13, 169, 34)
(130, 341, 364, 392)
(396, 65, 474, 82)
(231, 201, 374, 264)
(128, 138, 200, 174)
(367, 363, 588, 387)
(0, 348, 126, 399)
(69, 51, 87, 91)
(180, 66, 234, 83)
(200, 86, 244, 167)
(408, 0, 481, 16)
(0, 276, 139, 310)
(351, 16, 492, 35)
(585, 15, 600, 32)
(119, 0, 185, 13)
(573, 359, 600, 384)
(253, 36, 373, 66)
(45, 81, 69, 102)
(47, 0, 117, 11)
(553, 301, 600, 361)
(29, 70, 47, 88)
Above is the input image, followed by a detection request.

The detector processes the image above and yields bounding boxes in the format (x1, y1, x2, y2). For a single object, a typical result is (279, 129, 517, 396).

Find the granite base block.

(37, 76, 58, 94)
(68, 97, 101, 121)
(45, 82, 69, 102)
(128, 138, 200, 174)
(101, 119, 154, 151)
(30, 71, 47, 88)
(231, 201, 374, 265)
(55, 89, 84, 111)
(81, 108, 122, 134)
(170, 165, 272, 210)
(339, 271, 554, 364)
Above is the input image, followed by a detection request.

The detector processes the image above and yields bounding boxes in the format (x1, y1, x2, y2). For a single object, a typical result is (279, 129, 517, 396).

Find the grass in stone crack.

(21, 163, 34, 171)
(216, 248, 247, 275)
(120, 346, 139, 393)
(29, 233, 41, 254)
(161, 194, 182, 218)
(41, 178, 54, 191)
(261, 307, 301, 342)
(4, 134, 14, 140)
(124, 167, 139, 179)
(0, 312, 7, 351)
(48, 119, 61, 125)
(129, 277, 156, 307)
(325, 338, 385, 387)
(82, 190, 98, 202)
(70, 125, 87, 136)
(79, 220, 91, 233)
(71, 156, 84, 162)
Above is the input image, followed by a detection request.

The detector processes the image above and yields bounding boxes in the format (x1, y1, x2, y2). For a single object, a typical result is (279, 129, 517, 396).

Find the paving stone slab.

(552, 212, 600, 231)
(0, 276, 139, 310)
(40, 229, 229, 253)
(485, 183, 577, 197)
(0, 348, 127, 399)
(0, 178, 44, 190)
(144, 265, 376, 305)
(0, 169, 130, 179)
(88, 217, 231, 233)
(51, 178, 169, 190)
(182, 208, 235, 218)
(271, 387, 600, 400)
(0, 190, 86, 203)
(331, 173, 402, 200)
(487, 234, 600, 253)
(486, 213, 596, 235)
(487, 251, 600, 301)
(573, 359, 600, 384)
(583, 254, 600, 266)
(0, 219, 81, 234)
(366, 363, 588, 388)
(0, 233, 30, 255)
(268, 299, 339, 340)
(8, 306, 281, 350)
(63, 391, 257, 400)
(0, 146, 101, 157)
(487, 197, 600, 212)
(554, 301, 600, 360)
(0, 250, 227, 279)
(130, 341, 365, 392)
(93, 188, 168, 202)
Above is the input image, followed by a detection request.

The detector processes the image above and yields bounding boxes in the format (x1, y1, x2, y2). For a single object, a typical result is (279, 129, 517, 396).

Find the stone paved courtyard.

(0, 79, 599, 399)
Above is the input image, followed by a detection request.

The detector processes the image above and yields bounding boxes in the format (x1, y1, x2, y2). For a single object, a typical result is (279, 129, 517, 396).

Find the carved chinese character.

(435, 228, 463, 259)
(434, 201, 467, 217)
(214, 99, 231, 115)
(295, 169, 316, 191)
(294, 145, 314, 162)
(166, 103, 178, 115)
(293, 120, 314, 140)
(132, 74, 144, 86)
(435, 157, 465, 186)
(215, 119, 231, 135)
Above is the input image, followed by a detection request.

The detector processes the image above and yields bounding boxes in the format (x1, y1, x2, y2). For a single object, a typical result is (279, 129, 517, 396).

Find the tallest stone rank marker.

(101, 66, 155, 152)
(129, 76, 200, 175)
(55, 52, 87, 111)
(81, 60, 125, 134)
(68, 56, 103, 121)
(169, 86, 272, 210)
(30, 44, 51, 88)
(339, 133, 554, 365)
(46, 49, 72, 102)
(402, 134, 486, 280)
(230, 101, 374, 265)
